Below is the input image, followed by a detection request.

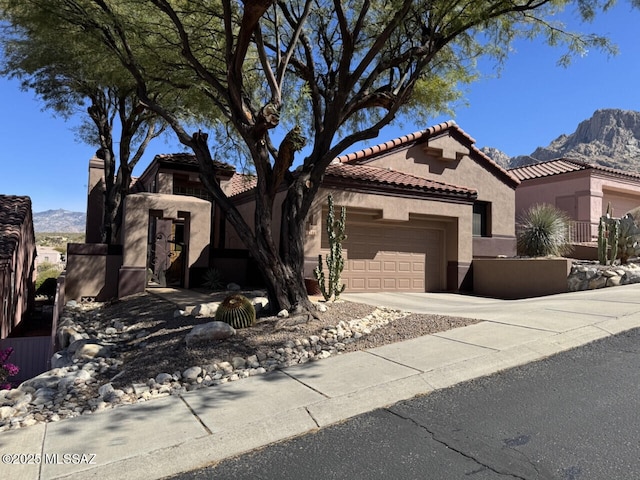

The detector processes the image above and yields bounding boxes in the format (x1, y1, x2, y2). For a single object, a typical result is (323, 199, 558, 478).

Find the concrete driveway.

(342, 285, 640, 326)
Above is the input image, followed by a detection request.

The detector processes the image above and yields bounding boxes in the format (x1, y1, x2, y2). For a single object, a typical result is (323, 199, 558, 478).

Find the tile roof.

(227, 173, 257, 196)
(0, 195, 32, 260)
(325, 162, 476, 198)
(509, 158, 640, 182)
(228, 162, 476, 200)
(153, 153, 235, 173)
(335, 121, 519, 188)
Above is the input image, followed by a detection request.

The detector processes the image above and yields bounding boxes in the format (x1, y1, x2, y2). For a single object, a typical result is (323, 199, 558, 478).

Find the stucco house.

(225, 121, 519, 292)
(510, 158, 640, 242)
(78, 121, 519, 298)
(36, 247, 65, 271)
(0, 195, 36, 339)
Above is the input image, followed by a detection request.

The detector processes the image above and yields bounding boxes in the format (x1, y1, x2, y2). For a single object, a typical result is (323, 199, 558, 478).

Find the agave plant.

(202, 268, 225, 291)
(517, 204, 573, 257)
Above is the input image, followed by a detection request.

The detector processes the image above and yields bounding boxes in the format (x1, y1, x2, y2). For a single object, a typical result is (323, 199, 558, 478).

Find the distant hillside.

(482, 109, 640, 172)
(33, 209, 85, 233)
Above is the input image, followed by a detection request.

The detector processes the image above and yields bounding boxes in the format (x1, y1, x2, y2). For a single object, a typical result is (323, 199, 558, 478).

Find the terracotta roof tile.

(509, 158, 640, 182)
(325, 162, 476, 197)
(0, 195, 31, 260)
(228, 162, 476, 199)
(227, 173, 257, 196)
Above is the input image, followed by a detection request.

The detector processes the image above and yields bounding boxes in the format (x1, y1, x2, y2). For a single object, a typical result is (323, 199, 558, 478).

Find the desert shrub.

(36, 267, 61, 291)
(517, 204, 572, 257)
(202, 268, 225, 291)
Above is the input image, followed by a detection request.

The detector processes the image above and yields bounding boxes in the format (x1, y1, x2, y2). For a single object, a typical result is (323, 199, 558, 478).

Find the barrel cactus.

(214, 294, 256, 329)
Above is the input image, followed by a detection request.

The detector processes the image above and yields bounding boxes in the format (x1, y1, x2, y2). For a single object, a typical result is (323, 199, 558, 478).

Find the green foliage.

(314, 194, 347, 301)
(35, 233, 84, 249)
(517, 204, 572, 257)
(36, 267, 60, 293)
(598, 216, 608, 265)
(202, 268, 225, 291)
(214, 294, 256, 329)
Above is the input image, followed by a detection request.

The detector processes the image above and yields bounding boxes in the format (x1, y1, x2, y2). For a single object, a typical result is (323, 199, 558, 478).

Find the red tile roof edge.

(508, 158, 640, 182)
(0, 195, 33, 260)
(325, 163, 477, 197)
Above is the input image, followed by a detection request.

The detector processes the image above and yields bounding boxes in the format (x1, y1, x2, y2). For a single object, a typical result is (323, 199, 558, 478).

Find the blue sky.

(1, 2, 640, 213)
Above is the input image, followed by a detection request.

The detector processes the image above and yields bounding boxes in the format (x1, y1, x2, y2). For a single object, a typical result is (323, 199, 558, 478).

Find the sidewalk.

(3, 284, 640, 480)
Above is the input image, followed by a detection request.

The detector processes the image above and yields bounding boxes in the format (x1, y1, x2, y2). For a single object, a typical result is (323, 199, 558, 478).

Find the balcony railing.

(516, 221, 597, 245)
(567, 221, 597, 243)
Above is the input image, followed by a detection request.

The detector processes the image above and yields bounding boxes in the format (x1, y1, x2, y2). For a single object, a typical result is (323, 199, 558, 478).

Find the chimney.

(85, 154, 105, 243)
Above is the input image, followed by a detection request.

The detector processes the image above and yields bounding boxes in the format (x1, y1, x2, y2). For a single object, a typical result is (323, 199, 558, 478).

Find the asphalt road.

(168, 326, 640, 480)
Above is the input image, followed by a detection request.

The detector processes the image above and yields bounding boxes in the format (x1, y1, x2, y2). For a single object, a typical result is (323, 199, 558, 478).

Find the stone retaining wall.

(568, 261, 640, 291)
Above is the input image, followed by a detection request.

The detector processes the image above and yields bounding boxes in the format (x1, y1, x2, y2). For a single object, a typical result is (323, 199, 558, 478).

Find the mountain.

(33, 209, 85, 233)
(482, 109, 640, 171)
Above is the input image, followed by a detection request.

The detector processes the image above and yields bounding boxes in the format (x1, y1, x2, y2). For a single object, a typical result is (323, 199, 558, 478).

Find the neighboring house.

(510, 158, 640, 242)
(79, 121, 519, 298)
(36, 247, 65, 271)
(0, 195, 36, 339)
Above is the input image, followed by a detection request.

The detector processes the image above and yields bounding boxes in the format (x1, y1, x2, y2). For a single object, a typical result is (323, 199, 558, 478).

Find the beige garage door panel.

(336, 224, 443, 293)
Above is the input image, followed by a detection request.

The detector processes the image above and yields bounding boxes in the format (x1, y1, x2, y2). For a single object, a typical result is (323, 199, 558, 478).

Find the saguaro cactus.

(597, 203, 640, 265)
(598, 216, 608, 265)
(314, 194, 347, 301)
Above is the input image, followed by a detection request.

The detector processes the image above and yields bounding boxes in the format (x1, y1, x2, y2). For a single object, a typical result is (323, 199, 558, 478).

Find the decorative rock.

(182, 366, 202, 381)
(185, 321, 235, 346)
(0, 406, 16, 420)
(73, 343, 111, 361)
(98, 383, 115, 399)
(217, 362, 233, 374)
(607, 275, 623, 287)
(252, 297, 269, 314)
(51, 351, 73, 369)
(231, 357, 246, 369)
(155, 373, 173, 384)
(191, 302, 220, 317)
(0, 293, 421, 432)
(57, 326, 83, 349)
(277, 309, 289, 318)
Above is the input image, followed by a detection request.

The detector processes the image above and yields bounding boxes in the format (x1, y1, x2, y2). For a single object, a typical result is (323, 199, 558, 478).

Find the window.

(473, 202, 491, 237)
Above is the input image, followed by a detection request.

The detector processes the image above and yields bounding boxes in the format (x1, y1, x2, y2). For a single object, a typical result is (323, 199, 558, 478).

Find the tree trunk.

(251, 177, 315, 316)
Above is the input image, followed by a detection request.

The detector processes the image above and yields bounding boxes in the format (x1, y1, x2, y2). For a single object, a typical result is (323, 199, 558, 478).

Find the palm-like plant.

(517, 204, 573, 257)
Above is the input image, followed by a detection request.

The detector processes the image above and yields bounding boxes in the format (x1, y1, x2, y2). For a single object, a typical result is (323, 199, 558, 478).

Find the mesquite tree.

(0, 0, 620, 314)
(0, 14, 169, 244)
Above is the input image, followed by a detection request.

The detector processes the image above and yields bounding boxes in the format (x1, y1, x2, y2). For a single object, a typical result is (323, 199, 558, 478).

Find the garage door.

(328, 222, 444, 292)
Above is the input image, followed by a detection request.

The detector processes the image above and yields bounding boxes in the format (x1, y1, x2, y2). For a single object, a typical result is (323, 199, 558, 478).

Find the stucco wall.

(366, 133, 516, 238)
(119, 193, 211, 296)
(516, 170, 640, 229)
(515, 171, 593, 222)
(474, 257, 572, 299)
(65, 243, 122, 302)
